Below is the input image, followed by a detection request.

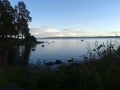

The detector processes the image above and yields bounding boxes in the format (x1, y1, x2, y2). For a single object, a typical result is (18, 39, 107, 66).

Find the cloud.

(30, 27, 92, 37)
(111, 31, 120, 36)
(30, 27, 61, 37)
(30, 26, 119, 38)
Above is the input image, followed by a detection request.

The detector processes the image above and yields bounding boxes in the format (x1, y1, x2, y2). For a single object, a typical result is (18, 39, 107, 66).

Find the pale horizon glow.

(30, 27, 120, 38)
(10, 0, 120, 37)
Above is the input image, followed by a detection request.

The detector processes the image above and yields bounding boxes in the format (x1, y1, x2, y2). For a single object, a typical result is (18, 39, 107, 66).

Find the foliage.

(0, 0, 35, 41)
(86, 39, 120, 60)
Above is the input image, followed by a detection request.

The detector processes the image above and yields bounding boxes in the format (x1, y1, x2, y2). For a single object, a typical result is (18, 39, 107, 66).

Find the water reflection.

(0, 38, 115, 67)
(0, 45, 34, 67)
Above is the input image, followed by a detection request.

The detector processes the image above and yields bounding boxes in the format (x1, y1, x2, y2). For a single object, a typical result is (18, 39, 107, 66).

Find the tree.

(15, 1, 32, 40)
(0, 0, 35, 41)
(0, 0, 15, 38)
(0, 1, 4, 38)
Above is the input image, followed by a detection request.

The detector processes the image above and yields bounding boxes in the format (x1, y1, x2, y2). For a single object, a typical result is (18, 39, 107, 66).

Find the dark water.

(0, 38, 118, 67)
(0, 45, 35, 67)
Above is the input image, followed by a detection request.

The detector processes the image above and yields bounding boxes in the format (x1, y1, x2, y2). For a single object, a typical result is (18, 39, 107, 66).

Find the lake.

(0, 38, 118, 67)
(29, 38, 118, 64)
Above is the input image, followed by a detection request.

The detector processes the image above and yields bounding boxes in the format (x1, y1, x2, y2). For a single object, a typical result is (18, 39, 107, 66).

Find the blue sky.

(11, 0, 120, 37)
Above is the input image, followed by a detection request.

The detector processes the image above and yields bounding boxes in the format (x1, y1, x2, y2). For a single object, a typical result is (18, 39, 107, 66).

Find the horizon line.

(37, 35, 120, 39)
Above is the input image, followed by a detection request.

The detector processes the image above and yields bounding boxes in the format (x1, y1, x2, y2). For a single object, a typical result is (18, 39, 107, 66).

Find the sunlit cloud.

(30, 26, 120, 38)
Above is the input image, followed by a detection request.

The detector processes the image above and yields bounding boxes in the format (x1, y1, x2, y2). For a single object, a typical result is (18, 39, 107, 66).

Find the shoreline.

(0, 39, 44, 45)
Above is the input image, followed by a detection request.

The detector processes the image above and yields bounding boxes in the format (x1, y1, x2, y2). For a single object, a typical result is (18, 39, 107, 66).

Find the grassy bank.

(0, 50, 120, 90)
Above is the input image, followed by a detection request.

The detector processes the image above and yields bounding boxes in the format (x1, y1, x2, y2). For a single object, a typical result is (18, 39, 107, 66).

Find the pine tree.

(0, 0, 33, 41)
(0, 0, 15, 38)
(15, 1, 32, 40)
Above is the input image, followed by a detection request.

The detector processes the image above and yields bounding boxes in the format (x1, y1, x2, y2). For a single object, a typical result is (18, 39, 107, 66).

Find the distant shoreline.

(38, 36, 120, 39)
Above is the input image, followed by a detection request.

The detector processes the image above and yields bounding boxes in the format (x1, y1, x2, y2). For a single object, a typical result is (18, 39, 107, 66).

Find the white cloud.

(30, 26, 119, 38)
(30, 27, 61, 37)
(111, 31, 120, 36)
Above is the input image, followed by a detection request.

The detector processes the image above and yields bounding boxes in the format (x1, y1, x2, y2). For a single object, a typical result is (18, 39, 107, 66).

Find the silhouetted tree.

(15, 1, 32, 40)
(0, 0, 15, 38)
(0, 0, 35, 41)
(0, 1, 4, 38)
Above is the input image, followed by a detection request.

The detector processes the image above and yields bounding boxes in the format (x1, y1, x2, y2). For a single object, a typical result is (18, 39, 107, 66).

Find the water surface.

(0, 38, 118, 67)
(29, 38, 117, 64)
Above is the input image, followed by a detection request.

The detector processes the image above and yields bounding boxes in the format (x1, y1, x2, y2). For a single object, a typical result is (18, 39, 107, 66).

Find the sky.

(10, 0, 120, 37)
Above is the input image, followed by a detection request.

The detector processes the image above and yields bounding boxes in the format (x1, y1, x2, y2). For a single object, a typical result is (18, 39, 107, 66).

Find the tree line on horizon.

(0, 0, 36, 41)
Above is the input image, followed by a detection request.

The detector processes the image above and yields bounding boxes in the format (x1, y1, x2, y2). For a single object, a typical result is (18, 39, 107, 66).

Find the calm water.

(29, 38, 117, 64)
(0, 38, 118, 67)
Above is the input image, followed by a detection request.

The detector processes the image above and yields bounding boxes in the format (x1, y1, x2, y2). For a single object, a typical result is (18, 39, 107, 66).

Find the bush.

(25, 34, 36, 41)
(30, 35, 36, 41)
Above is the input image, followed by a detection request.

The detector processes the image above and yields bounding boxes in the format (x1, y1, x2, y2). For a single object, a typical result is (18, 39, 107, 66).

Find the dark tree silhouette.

(0, 0, 35, 41)
(1, 0, 15, 38)
(15, 1, 32, 40)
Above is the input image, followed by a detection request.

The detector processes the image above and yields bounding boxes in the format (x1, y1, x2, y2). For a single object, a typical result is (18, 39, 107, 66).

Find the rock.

(41, 45, 44, 47)
(81, 39, 84, 41)
(68, 58, 74, 63)
(55, 60, 63, 65)
(45, 62, 55, 66)
(68, 60, 74, 63)
(32, 48, 35, 51)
